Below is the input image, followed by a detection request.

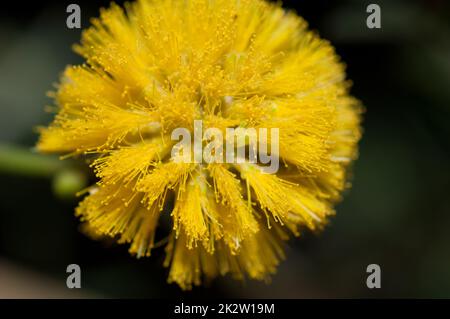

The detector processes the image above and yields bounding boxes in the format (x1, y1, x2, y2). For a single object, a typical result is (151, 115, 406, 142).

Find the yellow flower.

(37, 0, 362, 290)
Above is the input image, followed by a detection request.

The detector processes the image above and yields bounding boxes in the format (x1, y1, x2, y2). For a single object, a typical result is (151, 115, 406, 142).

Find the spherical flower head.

(37, 0, 362, 290)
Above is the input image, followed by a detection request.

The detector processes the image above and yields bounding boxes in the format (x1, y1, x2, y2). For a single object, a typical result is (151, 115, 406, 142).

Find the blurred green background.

(0, 0, 449, 298)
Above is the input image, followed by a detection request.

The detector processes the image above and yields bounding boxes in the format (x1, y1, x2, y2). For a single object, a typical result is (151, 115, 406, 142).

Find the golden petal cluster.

(37, 0, 362, 289)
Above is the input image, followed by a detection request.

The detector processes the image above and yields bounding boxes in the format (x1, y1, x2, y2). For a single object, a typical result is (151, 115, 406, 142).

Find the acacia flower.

(37, 0, 362, 290)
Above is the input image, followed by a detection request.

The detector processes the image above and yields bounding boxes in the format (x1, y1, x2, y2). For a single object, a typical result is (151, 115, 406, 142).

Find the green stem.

(0, 143, 89, 199)
(0, 144, 65, 177)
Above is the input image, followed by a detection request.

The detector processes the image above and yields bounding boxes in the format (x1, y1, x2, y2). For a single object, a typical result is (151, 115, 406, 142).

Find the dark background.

(0, 0, 449, 298)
